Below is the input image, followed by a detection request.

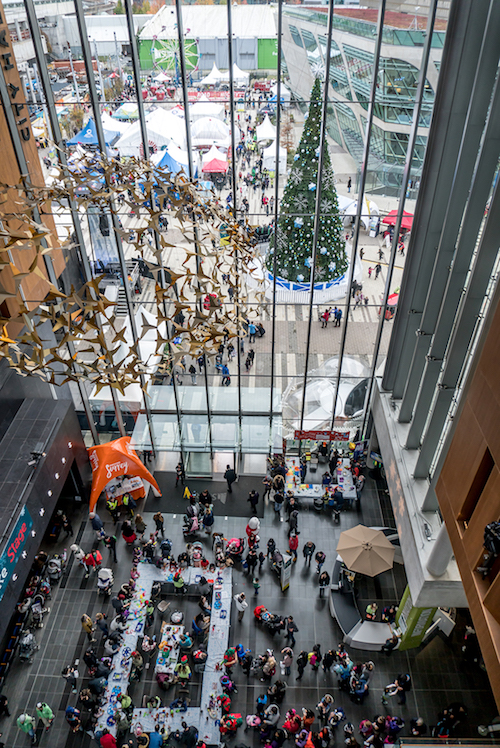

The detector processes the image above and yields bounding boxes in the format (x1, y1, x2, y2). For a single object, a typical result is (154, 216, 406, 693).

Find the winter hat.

(181, 655, 188, 663)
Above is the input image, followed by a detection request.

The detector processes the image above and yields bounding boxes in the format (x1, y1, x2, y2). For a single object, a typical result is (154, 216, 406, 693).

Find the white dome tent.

(198, 63, 224, 86)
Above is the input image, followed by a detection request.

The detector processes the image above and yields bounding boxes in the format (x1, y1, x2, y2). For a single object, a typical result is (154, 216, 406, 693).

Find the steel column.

(330, 0, 386, 432)
(174, 0, 213, 456)
(382, 0, 493, 399)
(226, 0, 242, 447)
(74, 0, 157, 453)
(299, 0, 337, 431)
(269, 0, 283, 450)
(123, 0, 184, 455)
(360, 0, 437, 437)
(415, 173, 500, 478)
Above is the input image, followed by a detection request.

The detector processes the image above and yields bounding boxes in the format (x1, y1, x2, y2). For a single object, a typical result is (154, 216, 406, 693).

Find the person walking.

(103, 534, 117, 563)
(285, 616, 299, 648)
(281, 647, 294, 676)
(334, 307, 342, 327)
(375, 263, 382, 280)
(36, 702, 54, 731)
(319, 571, 330, 598)
(89, 511, 104, 536)
(234, 592, 248, 622)
(303, 541, 316, 566)
(246, 549, 258, 576)
(288, 532, 299, 561)
(262, 475, 272, 502)
(81, 613, 96, 642)
(189, 364, 197, 385)
(95, 612, 109, 637)
(247, 490, 259, 513)
(347, 177, 352, 193)
(62, 514, 74, 537)
(0, 694, 10, 718)
(17, 713, 37, 744)
(224, 465, 237, 493)
(322, 649, 335, 673)
(368, 266, 372, 279)
(296, 651, 308, 681)
(315, 550, 326, 574)
(134, 514, 146, 539)
(62, 664, 79, 693)
(252, 577, 260, 595)
(248, 322, 256, 343)
(321, 308, 330, 328)
(176, 462, 185, 487)
(153, 512, 165, 537)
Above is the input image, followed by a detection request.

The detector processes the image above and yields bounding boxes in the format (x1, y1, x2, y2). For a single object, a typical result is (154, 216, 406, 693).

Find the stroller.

(19, 629, 40, 664)
(47, 552, 66, 583)
(97, 568, 114, 597)
(226, 538, 245, 563)
(30, 594, 50, 628)
(183, 513, 200, 538)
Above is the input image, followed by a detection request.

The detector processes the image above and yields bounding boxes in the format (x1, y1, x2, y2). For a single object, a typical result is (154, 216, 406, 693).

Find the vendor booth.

(87, 436, 161, 511)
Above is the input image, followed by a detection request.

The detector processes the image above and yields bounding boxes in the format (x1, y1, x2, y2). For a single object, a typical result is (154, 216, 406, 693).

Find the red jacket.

(100, 733, 117, 748)
(289, 536, 299, 551)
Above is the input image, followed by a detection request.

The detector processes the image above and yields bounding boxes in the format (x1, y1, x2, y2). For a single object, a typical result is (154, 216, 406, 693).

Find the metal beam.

(400, 0, 500, 434)
(331, 0, 386, 432)
(299, 0, 337, 431)
(382, 0, 493, 398)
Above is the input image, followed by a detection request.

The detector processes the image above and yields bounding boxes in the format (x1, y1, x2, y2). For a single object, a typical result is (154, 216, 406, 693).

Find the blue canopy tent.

(156, 144, 198, 178)
(66, 118, 120, 147)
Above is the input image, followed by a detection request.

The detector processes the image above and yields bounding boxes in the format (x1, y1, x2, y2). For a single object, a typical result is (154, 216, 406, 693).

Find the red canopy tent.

(381, 210, 414, 230)
(202, 157, 228, 173)
(87, 436, 161, 511)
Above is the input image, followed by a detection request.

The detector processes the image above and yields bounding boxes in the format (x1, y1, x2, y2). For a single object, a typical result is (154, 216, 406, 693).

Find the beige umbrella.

(336, 525, 395, 577)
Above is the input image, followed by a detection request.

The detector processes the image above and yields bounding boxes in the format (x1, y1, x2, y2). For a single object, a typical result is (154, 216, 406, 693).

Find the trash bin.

(157, 600, 170, 621)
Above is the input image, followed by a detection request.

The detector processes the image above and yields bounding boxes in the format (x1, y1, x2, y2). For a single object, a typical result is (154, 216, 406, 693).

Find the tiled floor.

(0, 474, 496, 747)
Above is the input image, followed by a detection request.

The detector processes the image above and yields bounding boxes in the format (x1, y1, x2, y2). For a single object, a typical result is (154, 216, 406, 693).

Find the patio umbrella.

(336, 525, 395, 577)
(381, 210, 414, 230)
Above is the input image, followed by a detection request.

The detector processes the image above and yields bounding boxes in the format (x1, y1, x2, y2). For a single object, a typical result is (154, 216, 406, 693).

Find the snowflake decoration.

(293, 195, 308, 212)
(289, 169, 303, 186)
(320, 198, 334, 213)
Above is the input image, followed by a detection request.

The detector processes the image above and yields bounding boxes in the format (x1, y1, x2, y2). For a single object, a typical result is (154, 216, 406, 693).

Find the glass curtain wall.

(23, 0, 445, 463)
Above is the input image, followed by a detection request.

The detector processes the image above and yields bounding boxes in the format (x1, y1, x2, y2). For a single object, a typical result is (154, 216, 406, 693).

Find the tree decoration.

(269, 77, 347, 283)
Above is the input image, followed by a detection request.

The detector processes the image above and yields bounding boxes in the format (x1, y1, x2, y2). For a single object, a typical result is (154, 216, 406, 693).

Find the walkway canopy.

(256, 115, 276, 142)
(66, 118, 120, 147)
(87, 436, 161, 511)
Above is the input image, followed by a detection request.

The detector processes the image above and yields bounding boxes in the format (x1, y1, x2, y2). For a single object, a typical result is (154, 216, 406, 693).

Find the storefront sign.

(0, 506, 33, 602)
(294, 429, 350, 441)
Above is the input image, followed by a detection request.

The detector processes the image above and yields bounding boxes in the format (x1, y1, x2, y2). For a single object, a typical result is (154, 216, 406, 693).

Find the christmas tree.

(269, 77, 347, 283)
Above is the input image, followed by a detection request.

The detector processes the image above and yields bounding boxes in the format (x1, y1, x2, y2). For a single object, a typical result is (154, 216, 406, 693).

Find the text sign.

(0, 506, 33, 601)
(294, 429, 350, 441)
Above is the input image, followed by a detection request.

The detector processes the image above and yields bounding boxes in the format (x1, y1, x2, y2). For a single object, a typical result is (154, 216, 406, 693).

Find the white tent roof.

(219, 63, 250, 83)
(199, 63, 224, 86)
(190, 98, 225, 122)
(191, 116, 229, 141)
(115, 108, 186, 156)
(256, 115, 276, 142)
(202, 145, 227, 164)
(102, 111, 130, 136)
(262, 142, 286, 173)
(154, 72, 170, 82)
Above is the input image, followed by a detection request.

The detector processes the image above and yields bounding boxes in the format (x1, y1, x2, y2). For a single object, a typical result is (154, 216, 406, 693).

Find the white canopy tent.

(262, 142, 286, 173)
(256, 114, 276, 142)
(115, 108, 186, 156)
(154, 72, 170, 82)
(219, 64, 250, 86)
(198, 63, 224, 86)
(202, 145, 228, 164)
(190, 96, 225, 122)
(341, 197, 380, 230)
